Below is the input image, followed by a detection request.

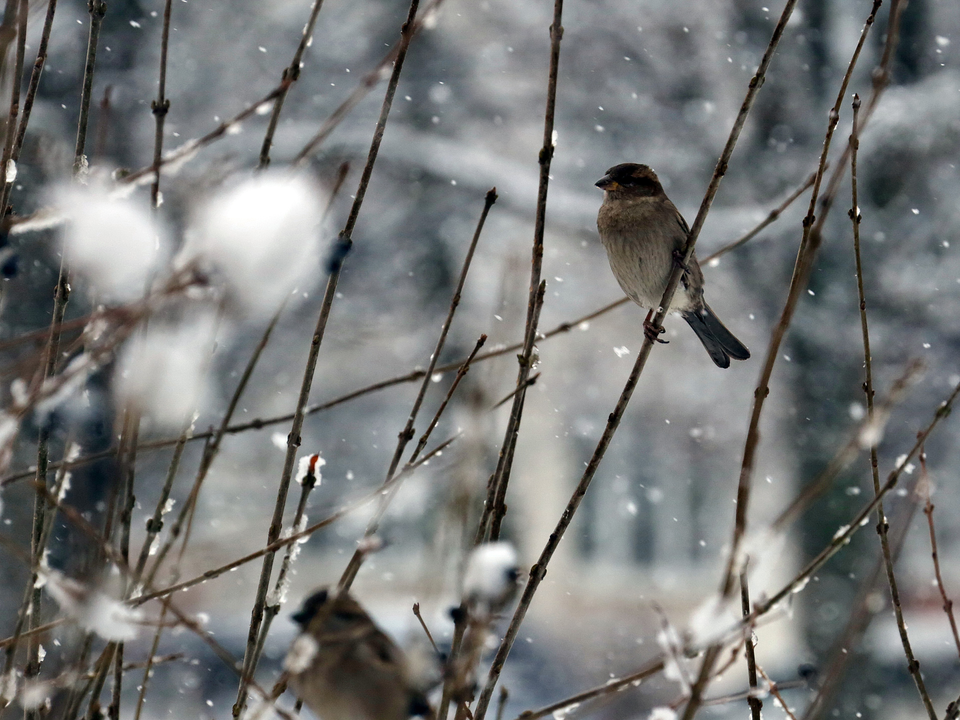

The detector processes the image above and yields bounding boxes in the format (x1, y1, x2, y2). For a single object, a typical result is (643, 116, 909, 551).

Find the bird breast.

(597, 197, 698, 312)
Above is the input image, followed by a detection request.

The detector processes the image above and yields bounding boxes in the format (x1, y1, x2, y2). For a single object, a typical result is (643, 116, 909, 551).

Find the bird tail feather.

(682, 303, 750, 369)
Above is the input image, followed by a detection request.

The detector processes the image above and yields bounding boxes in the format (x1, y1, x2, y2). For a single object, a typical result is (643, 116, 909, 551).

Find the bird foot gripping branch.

(642, 310, 668, 345)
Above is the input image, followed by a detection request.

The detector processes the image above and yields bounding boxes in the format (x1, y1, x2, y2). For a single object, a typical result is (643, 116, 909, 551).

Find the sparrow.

(285, 588, 435, 720)
(595, 163, 750, 368)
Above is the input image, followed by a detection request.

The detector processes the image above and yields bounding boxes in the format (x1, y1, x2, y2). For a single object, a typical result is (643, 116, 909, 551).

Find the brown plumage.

(285, 589, 434, 720)
(595, 163, 750, 368)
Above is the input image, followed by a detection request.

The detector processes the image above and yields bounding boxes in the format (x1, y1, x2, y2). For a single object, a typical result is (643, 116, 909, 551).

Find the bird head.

(595, 163, 664, 197)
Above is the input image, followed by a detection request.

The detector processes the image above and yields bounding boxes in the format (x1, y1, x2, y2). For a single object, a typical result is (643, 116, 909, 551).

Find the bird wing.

(673, 209, 693, 292)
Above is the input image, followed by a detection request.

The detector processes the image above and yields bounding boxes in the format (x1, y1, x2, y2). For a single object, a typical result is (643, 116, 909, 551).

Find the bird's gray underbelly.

(601, 232, 696, 312)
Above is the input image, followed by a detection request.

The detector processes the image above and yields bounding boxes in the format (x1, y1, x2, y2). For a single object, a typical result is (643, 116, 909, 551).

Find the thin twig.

(849, 88, 936, 719)
(73, 0, 106, 174)
(477, 0, 797, 711)
(755, 380, 960, 617)
(292, 0, 442, 165)
(132, 602, 170, 720)
(701, 168, 819, 265)
(0, 442, 75, 690)
(510, 660, 665, 720)
(338, 336, 485, 592)
(740, 566, 762, 720)
(682, 3, 886, 716)
(246, 458, 322, 694)
(801, 461, 925, 720)
(481, 0, 564, 544)
(339, 188, 495, 590)
(756, 666, 798, 720)
(721, 0, 880, 603)
(93, 84, 112, 159)
(22, 238, 71, 707)
(921, 451, 960, 660)
(119, 83, 288, 187)
(259, 0, 327, 168)
(131, 414, 195, 585)
(132, 436, 455, 607)
(772, 360, 923, 533)
(473, 323, 651, 720)
(236, 37, 420, 683)
(236, 3, 423, 709)
(495, 688, 509, 720)
(0, 0, 26, 213)
(412, 603, 439, 654)
(490, 373, 539, 411)
(149, 0, 174, 207)
(947, 694, 960, 720)
(0, 0, 58, 211)
(414, 336, 488, 462)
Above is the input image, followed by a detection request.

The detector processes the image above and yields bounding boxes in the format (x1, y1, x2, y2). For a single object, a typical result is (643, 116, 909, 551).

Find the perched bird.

(595, 163, 750, 368)
(285, 588, 435, 720)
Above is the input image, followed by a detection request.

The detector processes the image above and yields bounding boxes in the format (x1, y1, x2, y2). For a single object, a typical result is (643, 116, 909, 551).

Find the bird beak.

(595, 175, 618, 190)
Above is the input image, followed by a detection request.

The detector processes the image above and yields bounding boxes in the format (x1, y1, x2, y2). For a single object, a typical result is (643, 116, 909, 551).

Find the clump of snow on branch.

(735, 525, 789, 598)
(19, 679, 53, 712)
(656, 616, 690, 695)
(463, 542, 521, 615)
(0, 670, 18, 705)
(648, 708, 677, 720)
(115, 312, 217, 429)
(688, 594, 740, 647)
(241, 688, 284, 720)
(184, 171, 327, 317)
(295, 452, 326, 486)
(54, 183, 166, 302)
(35, 354, 94, 422)
(42, 571, 142, 641)
(551, 702, 580, 720)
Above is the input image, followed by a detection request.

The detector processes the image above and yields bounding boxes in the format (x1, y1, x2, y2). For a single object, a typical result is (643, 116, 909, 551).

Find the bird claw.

(643, 320, 668, 344)
(672, 249, 690, 273)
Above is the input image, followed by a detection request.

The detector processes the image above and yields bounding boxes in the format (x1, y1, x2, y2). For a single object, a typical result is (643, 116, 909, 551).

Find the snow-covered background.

(1, 0, 959, 718)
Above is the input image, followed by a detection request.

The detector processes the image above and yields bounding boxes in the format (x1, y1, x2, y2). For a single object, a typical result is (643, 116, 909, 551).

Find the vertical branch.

(720, 0, 880, 601)
(24, 251, 71, 713)
(472, 331, 650, 720)
(482, 0, 563, 542)
(680, 3, 887, 717)
(92, 85, 112, 159)
(2, 13, 64, 681)
(246, 460, 321, 684)
(338, 188, 496, 591)
(143, 168, 348, 590)
(0, 0, 58, 211)
(800, 466, 927, 720)
(0, 444, 73, 697)
(108, 410, 147, 720)
(132, 305, 286, 716)
(149, 0, 174, 208)
(921, 451, 960, 661)
(740, 566, 762, 720)
(477, 0, 800, 712)
(849, 94, 937, 720)
(233, 1, 422, 715)
(73, 0, 106, 174)
(0, 0, 25, 212)
(259, 0, 327, 168)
